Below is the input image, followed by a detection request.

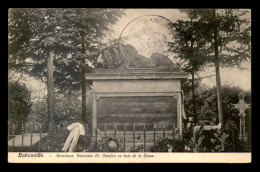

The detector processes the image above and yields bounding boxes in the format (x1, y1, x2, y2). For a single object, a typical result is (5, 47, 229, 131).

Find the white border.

(8, 152, 251, 163)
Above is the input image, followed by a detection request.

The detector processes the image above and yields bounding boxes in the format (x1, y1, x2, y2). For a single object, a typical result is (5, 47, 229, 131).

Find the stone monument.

(86, 43, 188, 151)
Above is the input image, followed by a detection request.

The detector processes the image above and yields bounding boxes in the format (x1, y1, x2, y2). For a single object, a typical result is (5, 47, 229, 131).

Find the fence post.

(31, 124, 33, 151)
(153, 123, 156, 145)
(114, 123, 117, 140)
(133, 124, 135, 151)
(95, 127, 98, 149)
(48, 125, 52, 152)
(123, 124, 126, 152)
(163, 123, 165, 140)
(39, 123, 42, 152)
(104, 124, 107, 137)
(143, 124, 146, 152)
(12, 123, 15, 152)
(172, 123, 176, 140)
(232, 130, 235, 152)
(21, 123, 24, 152)
(241, 124, 244, 150)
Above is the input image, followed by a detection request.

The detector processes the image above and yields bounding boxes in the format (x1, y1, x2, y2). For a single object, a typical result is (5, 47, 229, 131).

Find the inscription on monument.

(97, 96, 177, 131)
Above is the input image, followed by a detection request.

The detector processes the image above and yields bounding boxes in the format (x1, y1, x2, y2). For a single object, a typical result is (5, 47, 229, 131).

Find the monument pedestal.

(86, 68, 188, 152)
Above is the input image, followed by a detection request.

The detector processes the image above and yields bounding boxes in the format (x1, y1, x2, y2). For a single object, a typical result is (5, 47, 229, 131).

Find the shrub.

(96, 136, 120, 152)
(223, 119, 245, 152)
(183, 84, 251, 125)
(8, 81, 32, 134)
(25, 89, 82, 132)
(187, 125, 229, 152)
(150, 137, 186, 152)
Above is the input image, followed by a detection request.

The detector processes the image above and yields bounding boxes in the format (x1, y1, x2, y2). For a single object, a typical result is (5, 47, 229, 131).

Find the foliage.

(170, 9, 250, 123)
(182, 84, 251, 125)
(54, 90, 82, 124)
(180, 9, 251, 67)
(178, 9, 251, 124)
(169, 18, 210, 73)
(25, 99, 48, 132)
(8, 8, 125, 127)
(95, 136, 120, 152)
(8, 9, 31, 73)
(34, 120, 89, 152)
(8, 8, 125, 92)
(182, 128, 194, 143)
(150, 137, 186, 152)
(25, 89, 84, 131)
(182, 84, 251, 152)
(223, 119, 246, 152)
(8, 81, 32, 134)
(186, 121, 248, 152)
(74, 136, 88, 152)
(188, 126, 229, 152)
(181, 78, 204, 122)
(169, 18, 208, 123)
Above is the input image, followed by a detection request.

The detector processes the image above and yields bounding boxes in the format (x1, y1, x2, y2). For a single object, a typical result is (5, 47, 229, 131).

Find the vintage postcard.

(8, 8, 251, 163)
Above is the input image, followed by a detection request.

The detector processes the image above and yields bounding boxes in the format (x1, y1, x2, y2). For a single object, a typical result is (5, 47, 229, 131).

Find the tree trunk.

(213, 10, 224, 125)
(47, 50, 55, 129)
(81, 36, 87, 124)
(191, 68, 197, 124)
(81, 65, 87, 123)
(190, 21, 197, 124)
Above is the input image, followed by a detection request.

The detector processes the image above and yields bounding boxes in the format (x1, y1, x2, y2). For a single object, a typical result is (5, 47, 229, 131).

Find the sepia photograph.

(8, 8, 251, 163)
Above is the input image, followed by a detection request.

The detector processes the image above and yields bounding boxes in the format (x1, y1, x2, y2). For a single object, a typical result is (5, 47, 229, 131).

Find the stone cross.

(234, 92, 251, 136)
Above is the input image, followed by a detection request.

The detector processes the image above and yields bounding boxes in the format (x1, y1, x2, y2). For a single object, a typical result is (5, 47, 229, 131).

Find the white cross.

(234, 92, 251, 136)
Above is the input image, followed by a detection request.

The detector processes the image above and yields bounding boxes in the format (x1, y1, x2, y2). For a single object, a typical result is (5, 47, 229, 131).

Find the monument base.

(86, 68, 188, 152)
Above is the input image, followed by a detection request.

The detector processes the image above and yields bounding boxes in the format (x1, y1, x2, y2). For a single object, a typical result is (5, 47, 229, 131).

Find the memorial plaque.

(97, 96, 177, 131)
